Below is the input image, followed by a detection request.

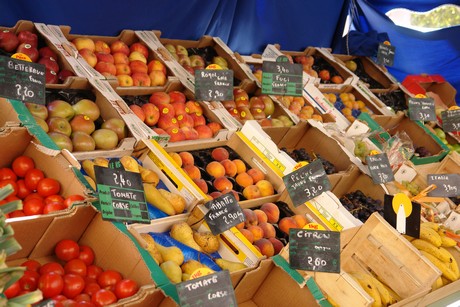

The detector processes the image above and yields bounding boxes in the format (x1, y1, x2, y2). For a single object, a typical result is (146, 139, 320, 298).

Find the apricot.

(220, 159, 237, 177)
(178, 151, 194, 166)
(242, 185, 262, 200)
(240, 228, 254, 244)
(235, 172, 253, 188)
(236, 221, 245, 230)
(254, 209, 268, 224)
(183, 165, 201, 180)
(209, 191, 222, 199)
(247, 168, 265, 183)
(213, 176, 233, 192)
(268, 237, 284, 255)
(255, 179, 275, 197)
(211, 147, 229, 162)
(247, 225, 264, 242)
(205, 161, 226, 178)
(260, 202, 280, 223)
(278, 217, 298, 234)
(233, 159, 246, 174)
(193, 178, 208, 194)
(258, 222, 276, 238)
(253, 238, 274, 257)
(169, 152, 182, 167)
(292, 214, 308, 228)
(243, 208, 258, 227)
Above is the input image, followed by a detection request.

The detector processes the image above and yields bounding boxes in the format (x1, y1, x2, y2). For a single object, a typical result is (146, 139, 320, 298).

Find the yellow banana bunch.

(411, 239, 454, 264)
(350, 272, 382, 307)
(420, 225, 442, 247)
(437, 228, 457, 248)
(420, 251, 459, 282)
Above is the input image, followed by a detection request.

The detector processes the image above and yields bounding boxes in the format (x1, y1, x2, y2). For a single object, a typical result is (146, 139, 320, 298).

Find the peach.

(268, 237, 284, 255)
(242, 185, 262, 200)
(213, 176, 233, 192)
(157, 103, 175, 117)
(258, 222, 276, 238)
(253, 238, 274, 257)
(235, 172, 253, 188)
(255, 179, 275, 197)
(260, 202, 280, 224)
(292, 214, 308, 228)
(113, 52, 129, 65)
(254, 209, 268, 224)
(233, 159, 246, 174)
(209, 191, 222, 199)
(168, 152, 182, 167)
(190, 113, 206, 127)
(178, 152, 194, 166)
(129, 104, 145, 122)
(185, 100, 203, 115)
(149, 91, 170, 105)
(207, 122, 223, 136)
(195, 125, 213, 139)
(180, 126, 199, 140)
(247, 168, 265, 183)
(168, 91, 187, 104)
(278, 217, 298, 234)
(177, 113, 194, 128)
(220, 159, 237, 177)
(153, 127, 167, 135)
(247, 225, 264, 242)
(193, 178, 208, 194)
(166, 127, 186, 142)
(243, 208, 258, 227)
(205, 161, 225, 178)
(236, 221, 245, 230)
(211, 147, 229, 162)
(221, 189, 239, 201)
(183, 165, 201, 180)
(171, 102, 187, 117)
(157, 114, 179, 130)
(240, 228, 254, 244)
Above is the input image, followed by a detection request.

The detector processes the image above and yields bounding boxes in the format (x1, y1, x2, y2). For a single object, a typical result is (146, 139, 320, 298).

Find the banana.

(420, 226, 442, 247)
(368, 274, 391, 307)
(402, 234, 414, 242)
(448, 254, 459, 279)
(421, 222, 440, 231)
(441, 276, 451, 286)
(420, 250, 458, 282)
(381, 283, 400, 305)
(411, 239, 454, 263)
(351, 272, 382, 307)
(440, 235, 457, 248)
(432, 276, 443, 290)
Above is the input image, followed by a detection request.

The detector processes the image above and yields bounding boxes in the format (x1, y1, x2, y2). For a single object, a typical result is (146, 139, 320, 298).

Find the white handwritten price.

(443, 184, 458, 194)
(378, 173, 389, 182)
(208, 89, 224, 99)
(418, 112, 431, 121)
(15, 84, 35, 101)
(307, 256, 327, 268)
(222, 211, 244, 225)
(304, 185, 323, 198)
(276, 65, 289, 74)
(113, 173, 132, 187)
(452, 122, 460, 131)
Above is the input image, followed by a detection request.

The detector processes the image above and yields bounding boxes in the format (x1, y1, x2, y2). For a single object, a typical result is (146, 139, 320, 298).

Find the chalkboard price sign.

(94, 159, 149, 224)
(408, 97, 436, 121)
(376, 43, 395, 67)
(366, 153, 395, 184)
(283, 159, 331, 207)
(289, 228, 340, 273)
(441, 109, 460, 132)
(261, 56, 303, 96)
(177, 270, 237, 307)
(195, 69, 233, 101)
(204, 193, 245, 235)
(0, 55, 46, 105)
(427, 174, 460, 197)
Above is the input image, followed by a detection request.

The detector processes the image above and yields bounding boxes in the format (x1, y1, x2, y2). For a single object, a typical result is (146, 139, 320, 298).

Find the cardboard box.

(7, 205, 167, 306)
(402, 74, 457, 108)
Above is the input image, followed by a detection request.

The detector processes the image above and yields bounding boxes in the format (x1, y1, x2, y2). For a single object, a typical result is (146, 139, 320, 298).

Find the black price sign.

(195, 69, 233, 101)
(283, 159, 331, 207)
(36, 299, 55, 307)
(408, 97, 436, 121)
(289, 228, 340, 273)
(0, 55, 45, 105)
(261, 56, 303, 96)
(441, 109, 460, 132)
(204, 193, 245, 235)
(376, 43, 395, 67)
(427, 174, 460, 197)
(94, 159, 149, 224)
(366, 153, 394, 184)
(177, 270, 237, 307)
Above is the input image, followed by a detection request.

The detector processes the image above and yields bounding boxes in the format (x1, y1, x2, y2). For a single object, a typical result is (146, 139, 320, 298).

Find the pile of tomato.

(0, 155, 85, 217)
(4, 239, 140, 306)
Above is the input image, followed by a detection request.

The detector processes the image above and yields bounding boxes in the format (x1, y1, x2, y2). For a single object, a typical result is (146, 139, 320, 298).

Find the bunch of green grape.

(402, 180, 422, 196)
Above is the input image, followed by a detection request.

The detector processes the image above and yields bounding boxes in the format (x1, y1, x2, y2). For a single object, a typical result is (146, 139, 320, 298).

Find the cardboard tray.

(402, 74, 457, 108)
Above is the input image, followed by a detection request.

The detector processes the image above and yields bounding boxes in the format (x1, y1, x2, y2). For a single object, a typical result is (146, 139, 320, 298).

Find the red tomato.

(3, 280, 20, 298)
(23, 197, 45, 216)
(78, 246, 95, 266)
(76, 301, 96, 307)
(24, 168, 45, 191)
(74, 293, 91, 302)
(62, 273, 85, 299)
(91, 289, 117, 307)
(83, 282, 101, 297)
(24, 192, 44, 202)
(0, 167, 17, 181)
(53, 294, 68, 301)
(38, 272, 64, 298)
(114, 279, 139, 299)
(86, 265, 103, 280)
(0, 179, 18, 196)
(37, 178, 61, 197)
(64, 195, 86, 208)
(97, 270, 122, 290)
(55, 239, 80, 262)
(65, 259, 87, 277)
(61, 299, 78, 307)
(16, 179, 32, 199)
(19, 269, 40, 291)
(40, 262, 65, 276)
(21, 259, 41, 272)
(9, 210, 25, 218)
(43, 202, 66, 214)
(12, 156, 35, 177)
(45, 194, 65, 206)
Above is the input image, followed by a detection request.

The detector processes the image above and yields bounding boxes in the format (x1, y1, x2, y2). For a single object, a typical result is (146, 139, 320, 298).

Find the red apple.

(16, 43, 39, 62)
(38, 46, 58, 59)
(129, 51, 147, 63)
(95, 61, 116, 76)
(17, 31, 38, 48)
(0, 30, 19, 52)
(79, 48, 97, 67)
(129, 60, 148, 74)
(130, 42, 149, 59)
(132, 72, 151, 86)
(95, 52, 114, 64)
(233, 88, 249, 106)
(58, 70, 75, 83)
(69, 114, 95, 135)
(72, 37, 95, 52)
(147, 60, 167, 75)
(129, 104, 145, 122)
(113, 52, 129, 65)
(207, 122, 223, 136)
(178, 55, 191, 67)
(45, 68, 59, 84)
(38, 56, 59, 73)
(318, 70, 330, 82)
(149, 91, 170, 105)
(94, 40, 111, 54)
(110, 40, 130, 55)
(149, 70, 166, 86)
(189, 55, 205, 68)
(117, 74, 133, 87)
(259, 95, 275, 116)
(115, 63, 131, 76)
(141, 103, 160, 126)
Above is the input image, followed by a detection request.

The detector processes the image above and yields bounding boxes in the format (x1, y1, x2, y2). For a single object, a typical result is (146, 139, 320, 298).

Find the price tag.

(36, 299, 55, 307)
(0, 55, 45, 105)
(366, 153, 395, 184)
(427, 174, 460, 197)
(261, 56, 303, 96)
(176, 270, 237, 307)
(289, 228, 340, 273)
(408, 97, 436, 121)
(204, 193, 245, 235)
(441, 109, 460, 132)
(283, 159, 331, 207)
(376, 43, 395, 67)
(384, 193, 420, 237)
(195, 69, 233, 101)
(94, 158, 149, 224)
